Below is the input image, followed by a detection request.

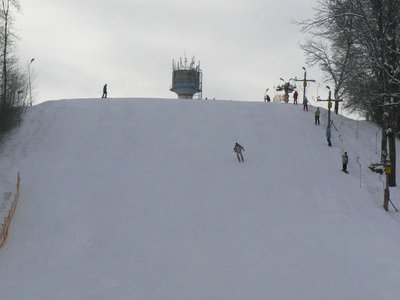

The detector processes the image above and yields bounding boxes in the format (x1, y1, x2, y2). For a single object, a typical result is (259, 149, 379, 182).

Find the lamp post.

(294, 67, 315, 104)
(302, 67, 307, 104)
(279, 78, 286, 102)
(326, 85, 332, 127)
(264, 88, 269, 102)
(325, 86, 333, 147)
(28, 58, 34, 106)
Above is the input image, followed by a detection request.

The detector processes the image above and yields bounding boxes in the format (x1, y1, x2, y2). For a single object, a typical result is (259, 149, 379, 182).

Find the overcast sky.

(16, 0, 327, 103)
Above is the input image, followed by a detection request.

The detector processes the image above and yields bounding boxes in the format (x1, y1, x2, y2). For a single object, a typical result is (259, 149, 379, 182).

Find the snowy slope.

(0, 98, 400, 300)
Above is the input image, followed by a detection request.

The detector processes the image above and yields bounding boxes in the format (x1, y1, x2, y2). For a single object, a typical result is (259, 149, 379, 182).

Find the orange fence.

(0, 173, 20, 249)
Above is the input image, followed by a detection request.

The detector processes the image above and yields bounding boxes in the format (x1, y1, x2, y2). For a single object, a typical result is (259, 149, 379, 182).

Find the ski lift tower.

(170, 56, 202, 99)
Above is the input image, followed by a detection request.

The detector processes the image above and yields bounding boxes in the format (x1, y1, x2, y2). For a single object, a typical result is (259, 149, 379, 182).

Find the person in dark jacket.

(102, 84, 108, 98)
(315, 107, 320, 125)
(342, 152, 349, 172)
(234, 142, 245, 162)
(293, 90, 298, 105)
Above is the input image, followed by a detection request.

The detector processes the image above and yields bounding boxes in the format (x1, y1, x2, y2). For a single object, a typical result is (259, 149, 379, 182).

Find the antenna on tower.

(184, 53, 187, 69)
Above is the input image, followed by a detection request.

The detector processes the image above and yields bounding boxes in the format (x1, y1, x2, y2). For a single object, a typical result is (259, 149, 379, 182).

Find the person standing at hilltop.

(102, 84, 108, 98)
(293, 90, 298, 104)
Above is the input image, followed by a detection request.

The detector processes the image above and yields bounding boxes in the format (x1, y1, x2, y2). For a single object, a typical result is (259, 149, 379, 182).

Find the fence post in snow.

(379, 174, 385, 190)
(375, 127, 381, 155)
(356, 155, 362, 187)
(356, 117, 361, 139)
(0, 173, 21, 250)
(339, 135, 344, 152)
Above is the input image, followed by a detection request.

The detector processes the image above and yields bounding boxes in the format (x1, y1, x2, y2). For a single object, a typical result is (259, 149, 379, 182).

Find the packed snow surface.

(0, 98, 400, 299)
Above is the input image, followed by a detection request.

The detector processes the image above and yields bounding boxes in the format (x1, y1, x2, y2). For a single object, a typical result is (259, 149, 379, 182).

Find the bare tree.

(0, 0, 21, 114)
(298, 0, 360, 101)
(346, 0, 400, 186)
(0, 0, 29, 135)
(299, 0, 400, 186)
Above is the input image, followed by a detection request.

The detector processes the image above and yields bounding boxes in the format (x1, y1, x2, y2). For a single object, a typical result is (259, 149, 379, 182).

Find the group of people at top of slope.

(264, 90, 319, 120)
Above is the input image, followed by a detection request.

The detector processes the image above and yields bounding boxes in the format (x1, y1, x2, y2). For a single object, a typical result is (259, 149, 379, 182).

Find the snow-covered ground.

(0, 98, 400, 299)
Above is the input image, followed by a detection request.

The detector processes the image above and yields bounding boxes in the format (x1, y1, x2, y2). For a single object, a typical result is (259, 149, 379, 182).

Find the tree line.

(0, 0, 29, 134)
(299, 0, 400, 186)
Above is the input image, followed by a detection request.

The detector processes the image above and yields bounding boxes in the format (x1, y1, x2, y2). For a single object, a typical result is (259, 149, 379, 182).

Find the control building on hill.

(170, 57, 202, 99)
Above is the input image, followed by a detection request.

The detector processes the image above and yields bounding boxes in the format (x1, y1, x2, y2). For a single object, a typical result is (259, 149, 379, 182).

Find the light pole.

(28, 58, 35, 106)
(326, 86, 332, 147)
(279, 78, 287, 102)
(326, 85, 332, 126)
(264, 88, 269, 102)
(302, 67, 306, 104)
(294, 66, 315, 104)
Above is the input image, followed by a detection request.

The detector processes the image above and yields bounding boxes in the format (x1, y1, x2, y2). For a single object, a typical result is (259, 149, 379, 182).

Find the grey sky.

(16, 0, 325, 103)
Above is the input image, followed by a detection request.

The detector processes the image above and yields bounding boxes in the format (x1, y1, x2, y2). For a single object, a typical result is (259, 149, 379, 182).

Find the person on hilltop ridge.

(293, 90, 298, 105)
(102, 84, 108, 98)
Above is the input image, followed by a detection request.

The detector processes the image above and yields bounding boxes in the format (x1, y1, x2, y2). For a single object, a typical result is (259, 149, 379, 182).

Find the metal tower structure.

(170, 56, 202, 99)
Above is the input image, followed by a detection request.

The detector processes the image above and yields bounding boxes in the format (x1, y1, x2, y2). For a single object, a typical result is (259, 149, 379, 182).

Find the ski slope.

(0, 98, 400, 299)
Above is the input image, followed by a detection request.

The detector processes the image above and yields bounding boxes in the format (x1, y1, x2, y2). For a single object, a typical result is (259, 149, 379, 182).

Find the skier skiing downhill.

(234, 142, 245, 162)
